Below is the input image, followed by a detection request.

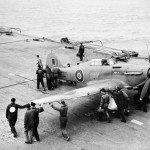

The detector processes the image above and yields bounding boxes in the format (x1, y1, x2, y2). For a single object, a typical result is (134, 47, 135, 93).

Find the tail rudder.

(46, 52, 63, 68)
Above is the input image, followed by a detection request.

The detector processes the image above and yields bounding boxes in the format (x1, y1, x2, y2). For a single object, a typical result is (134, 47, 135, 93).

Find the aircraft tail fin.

(46, 52, 63, 68)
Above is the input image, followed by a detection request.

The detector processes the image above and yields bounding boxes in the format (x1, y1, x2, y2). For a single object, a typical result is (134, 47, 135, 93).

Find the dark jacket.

(52, 105, 68, 118)
(24, 107, 44, 130)
(79, 45, 84, 54)
(46, 67, 52, 79)
(24, 109, 35, 130)
(36, 68, 44, 80)
(32, 107, 44, 127)
(112, 90, 126, 108)
(6, 103, 27, 121)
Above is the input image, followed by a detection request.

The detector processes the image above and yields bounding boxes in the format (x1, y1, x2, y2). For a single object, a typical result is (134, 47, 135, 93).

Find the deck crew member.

(31, 102, 44, 142)
(51, 101, 70, 141)
(45, 65, 53, 90)
(121, 88, 130, 115)
(111, 87, 127, 123)
(36, 65, 46, 91)
(36, 55, 43, 68)
(6, 98, 28, 137)
(78, 43, 84, 61)
(24, 104, 33, 144)
(24, 102, 44, 144)
(52, 65, 60, 88)
(99, 88, 111, 123)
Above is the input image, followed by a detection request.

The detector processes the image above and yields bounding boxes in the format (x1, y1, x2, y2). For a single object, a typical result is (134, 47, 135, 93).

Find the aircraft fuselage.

(59, 61, 149, 87)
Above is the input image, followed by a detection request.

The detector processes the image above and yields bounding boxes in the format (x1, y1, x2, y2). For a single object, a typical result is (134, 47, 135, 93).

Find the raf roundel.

(75, 69, 84, 82)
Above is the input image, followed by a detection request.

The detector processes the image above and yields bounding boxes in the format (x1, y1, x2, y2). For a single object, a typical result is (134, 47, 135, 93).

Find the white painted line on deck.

(131, 119, 144, 125)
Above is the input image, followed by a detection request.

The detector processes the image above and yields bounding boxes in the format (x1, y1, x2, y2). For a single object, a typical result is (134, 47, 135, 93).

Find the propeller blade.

(140, 78, 150, 99)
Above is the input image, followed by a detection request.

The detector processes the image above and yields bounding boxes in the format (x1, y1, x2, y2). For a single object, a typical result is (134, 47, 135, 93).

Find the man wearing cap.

(51, 101, 70, 141)
(6, 98, 28, 137)
(31, 102, 44, 142)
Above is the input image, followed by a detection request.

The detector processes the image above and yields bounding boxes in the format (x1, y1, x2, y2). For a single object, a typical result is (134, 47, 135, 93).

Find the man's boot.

(24, 131, 29, 143)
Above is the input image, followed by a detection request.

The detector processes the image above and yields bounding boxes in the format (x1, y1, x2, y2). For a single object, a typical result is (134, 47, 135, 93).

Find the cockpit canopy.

(90, 58, 116, 66)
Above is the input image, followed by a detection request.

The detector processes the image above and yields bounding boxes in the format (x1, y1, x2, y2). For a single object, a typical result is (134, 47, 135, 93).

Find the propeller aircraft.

(32, 52, 150, 105)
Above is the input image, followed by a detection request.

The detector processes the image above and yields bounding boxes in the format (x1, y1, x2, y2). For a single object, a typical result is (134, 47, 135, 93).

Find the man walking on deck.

(31, 102, 44, 142)
(24, 102, 44, 144)
(6, 98, 28, 137)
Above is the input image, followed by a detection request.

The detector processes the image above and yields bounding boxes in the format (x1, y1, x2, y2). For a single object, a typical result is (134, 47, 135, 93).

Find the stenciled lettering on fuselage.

(75, 69, 84, 82)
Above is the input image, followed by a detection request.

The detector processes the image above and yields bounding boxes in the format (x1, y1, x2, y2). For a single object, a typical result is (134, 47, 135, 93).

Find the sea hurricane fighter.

(32, 52, 150, 105)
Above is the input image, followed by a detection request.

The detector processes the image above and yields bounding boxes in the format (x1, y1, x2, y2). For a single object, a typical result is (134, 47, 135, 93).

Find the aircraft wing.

(31, 79, 128, 105)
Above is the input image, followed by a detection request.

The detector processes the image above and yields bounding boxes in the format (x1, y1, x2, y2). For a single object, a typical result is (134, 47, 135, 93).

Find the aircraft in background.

(32, 52, 150, 105)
